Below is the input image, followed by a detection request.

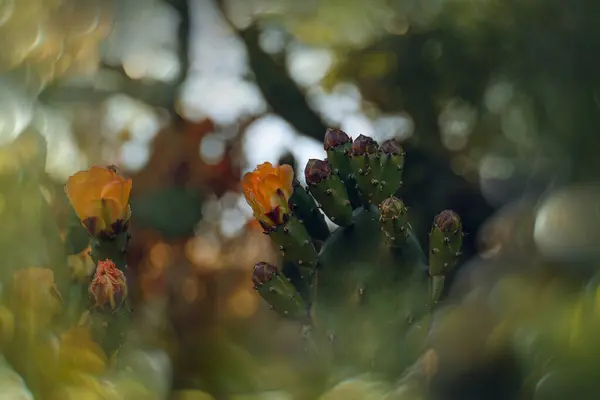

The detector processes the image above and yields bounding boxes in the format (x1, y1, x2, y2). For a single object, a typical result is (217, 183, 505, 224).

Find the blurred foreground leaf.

(130, 187, 203, 238)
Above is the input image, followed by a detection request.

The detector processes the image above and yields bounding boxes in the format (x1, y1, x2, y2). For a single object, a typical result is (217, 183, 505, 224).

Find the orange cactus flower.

(89, 259, 127, 311)
(65, 165, 132, 237)
(242, 162, 294, 230)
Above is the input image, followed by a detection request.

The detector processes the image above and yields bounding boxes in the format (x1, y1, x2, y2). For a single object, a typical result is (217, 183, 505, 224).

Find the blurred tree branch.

(39, 0, 191, 119)
(213, 0, 329, 139)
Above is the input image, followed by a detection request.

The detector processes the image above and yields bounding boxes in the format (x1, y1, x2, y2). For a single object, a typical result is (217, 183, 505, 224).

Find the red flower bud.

(252, 261, 278, 287)
(90, 259, 127, 310)
(351, 134, 378, 156)
(379, 196, 407, 219)
(434, 210, 462, 233)
(324, 128, 351, 150)
(380, 139, 404, 155)
(304, 159, 331, 185)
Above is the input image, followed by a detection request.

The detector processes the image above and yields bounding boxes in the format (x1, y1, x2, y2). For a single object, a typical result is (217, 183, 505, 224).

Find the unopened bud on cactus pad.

(305, 159, 353, 227)
(379, 196, 410, 247)
(324, 128, 361, 208)
(324, 128, 351, 151)
(349, 135, 383, 205)
(428, 210, 463, 304)
(379, 139, 404, 156)
(253, 261, 308, 321)
(429, 210, 463, 276)
(376, 139, 405, 203)
(433, 210, 462, 233)
(351, 135, 379, 156)
(305, 159, 332, 184)
(252, 261, 278, 286)
(379, 196, 406, 219)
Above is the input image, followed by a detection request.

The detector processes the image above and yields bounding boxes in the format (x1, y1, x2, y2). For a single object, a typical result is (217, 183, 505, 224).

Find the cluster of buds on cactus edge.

(243, 129, 464, 392)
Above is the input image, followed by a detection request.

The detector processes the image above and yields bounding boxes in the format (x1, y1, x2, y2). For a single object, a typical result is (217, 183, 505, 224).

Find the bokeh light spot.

(227, 288, 258, 319)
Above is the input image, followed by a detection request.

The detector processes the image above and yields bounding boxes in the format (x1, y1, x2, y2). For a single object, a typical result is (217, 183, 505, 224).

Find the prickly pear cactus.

(242, 129, 464, 390)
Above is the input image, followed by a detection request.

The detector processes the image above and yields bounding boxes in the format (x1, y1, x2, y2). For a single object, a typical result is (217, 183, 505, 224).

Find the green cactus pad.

(90, 231, 130, 273)
(305, 159, 353, 227)
(376, 142, 405, 204)
(326, 146, 362, 209)
(349, 135, 382, 205)
(349, 155, 384, 206)
(430, 275, 445, 305)
(308, 174, 353, 228)
(311, 207, 429, 376)
(253, 262, 308, 321)
(324, 129, 362, 209)
(268, 216, 318, 282)
(325, 138, 353, 182)
(378, 196, 410, 248)
(428, 210, 463, 277)
(289, 180, 330, 242)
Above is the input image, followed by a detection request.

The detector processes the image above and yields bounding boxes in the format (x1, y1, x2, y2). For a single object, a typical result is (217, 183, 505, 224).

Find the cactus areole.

(242, 129, 464, 380)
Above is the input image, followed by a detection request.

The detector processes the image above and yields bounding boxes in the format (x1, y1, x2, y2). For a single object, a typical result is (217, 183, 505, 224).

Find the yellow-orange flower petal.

(278, 164, 294, 195)
(241, 163, 295, 229)
(65, 165, 132, 237)
(100, 179, 132, 215)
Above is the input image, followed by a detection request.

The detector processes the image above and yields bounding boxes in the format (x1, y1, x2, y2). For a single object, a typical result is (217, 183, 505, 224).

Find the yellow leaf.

(0, 305, 15, 347)
(173, 390, 216, 400)
(10, 267, 62, 339)
(58, 326, 108, 377)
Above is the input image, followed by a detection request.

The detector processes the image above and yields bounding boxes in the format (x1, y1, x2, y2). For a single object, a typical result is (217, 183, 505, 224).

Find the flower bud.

(304, 159, 331, 185)
(378, 196, 410, 247)
(305, 159, 353, 227)
(379, 196, 407, 219)
(380, 139, 404, 155)
(434, 210, 462, 233)
(429, 210, 463, 282)
(351, 134, 378, 156)
(90, 259, 127, 311)
(324, 128, 351, 150)
(252, 261, 278, 287)
(252, 261, 307, 320)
